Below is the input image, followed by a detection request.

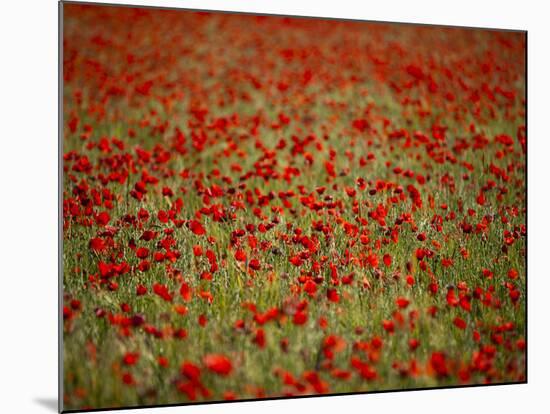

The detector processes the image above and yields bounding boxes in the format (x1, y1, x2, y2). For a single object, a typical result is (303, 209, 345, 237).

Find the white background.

(1, 0, 547, 413)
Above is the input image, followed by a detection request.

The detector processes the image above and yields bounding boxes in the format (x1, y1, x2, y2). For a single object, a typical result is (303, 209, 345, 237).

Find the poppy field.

(61, 3, 526, 411)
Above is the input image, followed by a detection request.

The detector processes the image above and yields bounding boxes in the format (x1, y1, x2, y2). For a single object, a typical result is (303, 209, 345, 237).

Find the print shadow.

(34, 398, 58, 412)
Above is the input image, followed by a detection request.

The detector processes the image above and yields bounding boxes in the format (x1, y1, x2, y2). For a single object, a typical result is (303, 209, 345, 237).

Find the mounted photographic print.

(60, 1, 527, 412)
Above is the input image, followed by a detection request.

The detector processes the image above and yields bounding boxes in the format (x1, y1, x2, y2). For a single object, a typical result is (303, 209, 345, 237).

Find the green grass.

(62, 5, 526, 411)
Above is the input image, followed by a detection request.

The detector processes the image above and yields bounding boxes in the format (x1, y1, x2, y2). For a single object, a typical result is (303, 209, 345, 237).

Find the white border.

(2, 1, 548, 413)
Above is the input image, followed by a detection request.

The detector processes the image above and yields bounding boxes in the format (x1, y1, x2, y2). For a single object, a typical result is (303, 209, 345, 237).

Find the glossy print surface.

(61, 3, 526, 411)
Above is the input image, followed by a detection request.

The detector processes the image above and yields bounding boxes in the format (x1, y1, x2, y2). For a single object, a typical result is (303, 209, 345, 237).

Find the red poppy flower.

(89, 237, 106, 252)
(153, 283, 173, 302)
(249, 259, 261, 270)
(453, 317, 467, 330)
(122, 373, 134, 385)
(382, 320, 395, 334)
(429, 352, 449, 377)
(180, 282, 192, 302)
(157, 356, 169, 368)
(203, 354, 233, 376)
(181, 362, 201, 382)
(234, 249, 246, 262)
(327, 288, 340, 303)
(253, 328, 266, 348)
(408, 338, 420, 351)
(95, 211, 110, 226)
(136, 247, 149, 259)
(188, 220, 206, 235)
(136, 284, 147, 296)
(396, 297, 410, 309)
(293, 311, 308, 325)
(123, 352, 139, 366)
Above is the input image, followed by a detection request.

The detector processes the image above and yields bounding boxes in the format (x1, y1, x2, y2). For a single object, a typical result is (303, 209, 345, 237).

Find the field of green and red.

(62, 3, 526, 411)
